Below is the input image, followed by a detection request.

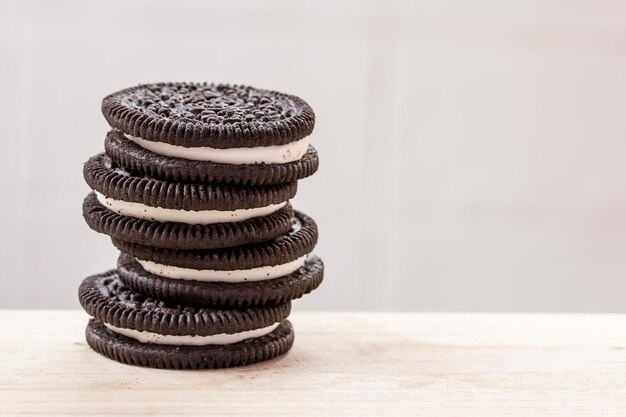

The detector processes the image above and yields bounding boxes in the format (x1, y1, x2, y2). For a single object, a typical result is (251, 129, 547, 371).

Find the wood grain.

(1, 311, 625, 416)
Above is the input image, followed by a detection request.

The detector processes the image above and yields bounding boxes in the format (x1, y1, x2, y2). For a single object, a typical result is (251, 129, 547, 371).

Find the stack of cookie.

(78, 83, 323, 369)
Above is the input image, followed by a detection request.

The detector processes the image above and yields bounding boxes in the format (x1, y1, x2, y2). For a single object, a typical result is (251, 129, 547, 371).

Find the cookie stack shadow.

(78, 83, 323, 369)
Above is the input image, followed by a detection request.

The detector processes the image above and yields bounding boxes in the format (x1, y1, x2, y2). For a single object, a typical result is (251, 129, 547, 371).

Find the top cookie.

(102, 82, 315, 148)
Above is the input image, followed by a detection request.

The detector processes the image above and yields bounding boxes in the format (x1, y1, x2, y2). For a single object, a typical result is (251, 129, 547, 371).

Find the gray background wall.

(2, 0, 625, 311)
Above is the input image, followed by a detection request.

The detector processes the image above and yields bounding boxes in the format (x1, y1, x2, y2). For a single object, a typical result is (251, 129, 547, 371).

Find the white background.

(1, 0, 625, 311)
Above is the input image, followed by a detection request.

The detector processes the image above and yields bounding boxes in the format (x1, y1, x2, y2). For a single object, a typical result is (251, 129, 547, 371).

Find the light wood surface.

(1, 311, 625, 416)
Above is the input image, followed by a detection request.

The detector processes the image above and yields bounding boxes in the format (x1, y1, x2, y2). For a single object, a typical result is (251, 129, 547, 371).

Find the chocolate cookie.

(82, 192, 295, 249)
(104, 129, 319, 185)
(112, 210, 318, 271)
(79, 270, 294, 369)
(84, 153, 297, 211)
(117, 252, 324, 307)
(79, 270, 290, 335)
(101, 82, 315, 148)
(86, 319, 294, 369)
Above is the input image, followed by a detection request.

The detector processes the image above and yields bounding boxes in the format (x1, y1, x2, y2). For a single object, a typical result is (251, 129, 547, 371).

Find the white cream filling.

(103, 322, 279, 346)
(137, 255, 308, 282)
(95, 191, 286, 224)
(125, 134, 309, 165)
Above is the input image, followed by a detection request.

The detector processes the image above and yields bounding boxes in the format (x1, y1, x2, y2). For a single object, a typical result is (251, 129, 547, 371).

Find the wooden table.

(1, 311, 625, 416)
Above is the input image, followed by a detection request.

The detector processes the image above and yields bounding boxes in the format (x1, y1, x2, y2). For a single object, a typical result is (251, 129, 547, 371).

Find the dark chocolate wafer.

(101, 82, 315, 148)
(84, 153, 297, 211)
(78, 270, 290, 336)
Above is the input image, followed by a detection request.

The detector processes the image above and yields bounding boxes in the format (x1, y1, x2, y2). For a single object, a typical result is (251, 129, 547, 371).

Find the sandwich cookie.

(83, 153, 297, 249)
(101, 83, 317, 185)
(79, 270, 294, 369)
(117, 252, 324, 307)
(104, 129, 319, 185)
(113, 211, 319, 306)
(112, 210, 318, 272)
